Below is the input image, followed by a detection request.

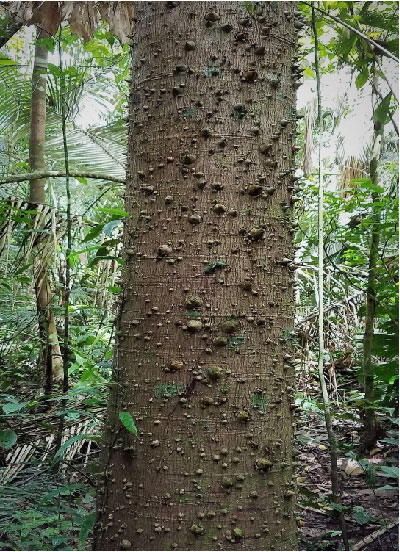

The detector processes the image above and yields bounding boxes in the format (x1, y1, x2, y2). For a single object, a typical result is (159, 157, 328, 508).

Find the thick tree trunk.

(95, 2, 299, 550)
(29, 29, 63, 385)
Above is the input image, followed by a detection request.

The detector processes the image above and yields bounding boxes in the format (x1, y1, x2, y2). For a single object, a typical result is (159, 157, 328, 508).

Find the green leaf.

(36, 36, 56, 52)
(40, 484, 84, 503)
(375, 484, 399, 491)
(2, 401, 28, 414)
(359, 10, 398, 33)
(119, 412, 138, 435)
(303, 67, 315, 79)
(76, 176, 88, 186)
(0, 59, 18, 66)
(377, 465, 399, 479)
(108, 285, 121, 294)
(380, 437, 399, 446)
(84, 224, 104, 242)
(336, 32, 357, 58)
(54, 434, 99, 458)
(0, 429, 17, 449)
(204, 261, 227, 274)
(352, 505, 375, 525)
(97, 208, 130, 217)
(243, 1, 255, 16)
(355, 66, 369, 89)
(373, 93, 392, 126)
(386, 38, 399, 56)
(79, 513, 96, 549)
(329, 502, 344, 512)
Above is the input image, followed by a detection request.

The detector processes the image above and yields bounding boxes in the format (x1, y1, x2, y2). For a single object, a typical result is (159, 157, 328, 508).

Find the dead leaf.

(2, 1, 134, 45)
(344, 459, 363, 476)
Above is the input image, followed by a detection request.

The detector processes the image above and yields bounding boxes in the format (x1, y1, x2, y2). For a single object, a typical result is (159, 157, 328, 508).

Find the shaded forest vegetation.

(0, 1, 398, 551)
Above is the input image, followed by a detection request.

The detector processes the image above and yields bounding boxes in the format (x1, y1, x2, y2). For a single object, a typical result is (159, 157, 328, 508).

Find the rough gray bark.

(95, 2, 299, 550)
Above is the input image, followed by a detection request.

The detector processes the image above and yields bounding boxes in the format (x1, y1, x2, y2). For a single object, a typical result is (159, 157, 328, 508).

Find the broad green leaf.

(375, 484, 398, 491)
(15, 263, 32, 275)
(303, 67, 315, 79)
(329, 502, 344, 511)
(377, 465, 399, 479)
(0, 59, 18, 66)
(2, 401, 28, 414)
(355, 66, 369, 89)
(386, 38, 399, 56)
(108, 285, 121, 293)
(0, 429, 17, 448)
(47, 62, 62, 77)
(84, 224, 104, 242)
(352, 505, 375, 525)
(54, 433, 99, 458)
(97, 207, 130, 217)
(359, 10, 398, 33)
(336, 32, 357, 58)
(373, 93, 392, 126)
(119, 411, 138, 435)
(380, 437, 399, 446)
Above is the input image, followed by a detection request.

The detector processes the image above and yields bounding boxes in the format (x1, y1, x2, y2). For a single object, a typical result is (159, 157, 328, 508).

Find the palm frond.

(46, 120, 126, 178)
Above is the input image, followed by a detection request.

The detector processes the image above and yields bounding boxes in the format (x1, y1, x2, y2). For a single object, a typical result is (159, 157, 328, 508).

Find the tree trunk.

(95, 2, 299, 550)
(29, 28, 63, 385)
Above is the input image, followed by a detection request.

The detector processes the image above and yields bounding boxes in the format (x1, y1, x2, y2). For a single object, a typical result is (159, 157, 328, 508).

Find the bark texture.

(29, 29, 63, 384)
(96, 2, 299, 550)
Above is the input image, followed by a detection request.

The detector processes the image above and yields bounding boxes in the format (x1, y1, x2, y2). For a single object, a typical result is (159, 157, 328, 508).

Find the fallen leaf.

(344, 459, 363, 476)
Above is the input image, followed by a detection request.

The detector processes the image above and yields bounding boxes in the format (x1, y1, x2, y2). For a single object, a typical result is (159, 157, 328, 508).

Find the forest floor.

(297, 407, 399, 551)
(0, 378, 398, 551)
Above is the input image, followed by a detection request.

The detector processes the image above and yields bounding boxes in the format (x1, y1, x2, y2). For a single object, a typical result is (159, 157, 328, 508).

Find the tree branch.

(303, 2, 399, 63)
(0, 171, 125, 185)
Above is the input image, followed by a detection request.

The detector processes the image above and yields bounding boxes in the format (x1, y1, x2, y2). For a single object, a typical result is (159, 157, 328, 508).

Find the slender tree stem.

(312, 8, 350, 550)
(55, 26, 71, 458)
(361, 65, 382, 452)
(0, 171, 125, 185)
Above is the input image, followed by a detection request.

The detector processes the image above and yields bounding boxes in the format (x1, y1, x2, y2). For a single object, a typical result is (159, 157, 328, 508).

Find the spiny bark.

(29, 29, 63, 385)
(96, 2, 299, 550)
